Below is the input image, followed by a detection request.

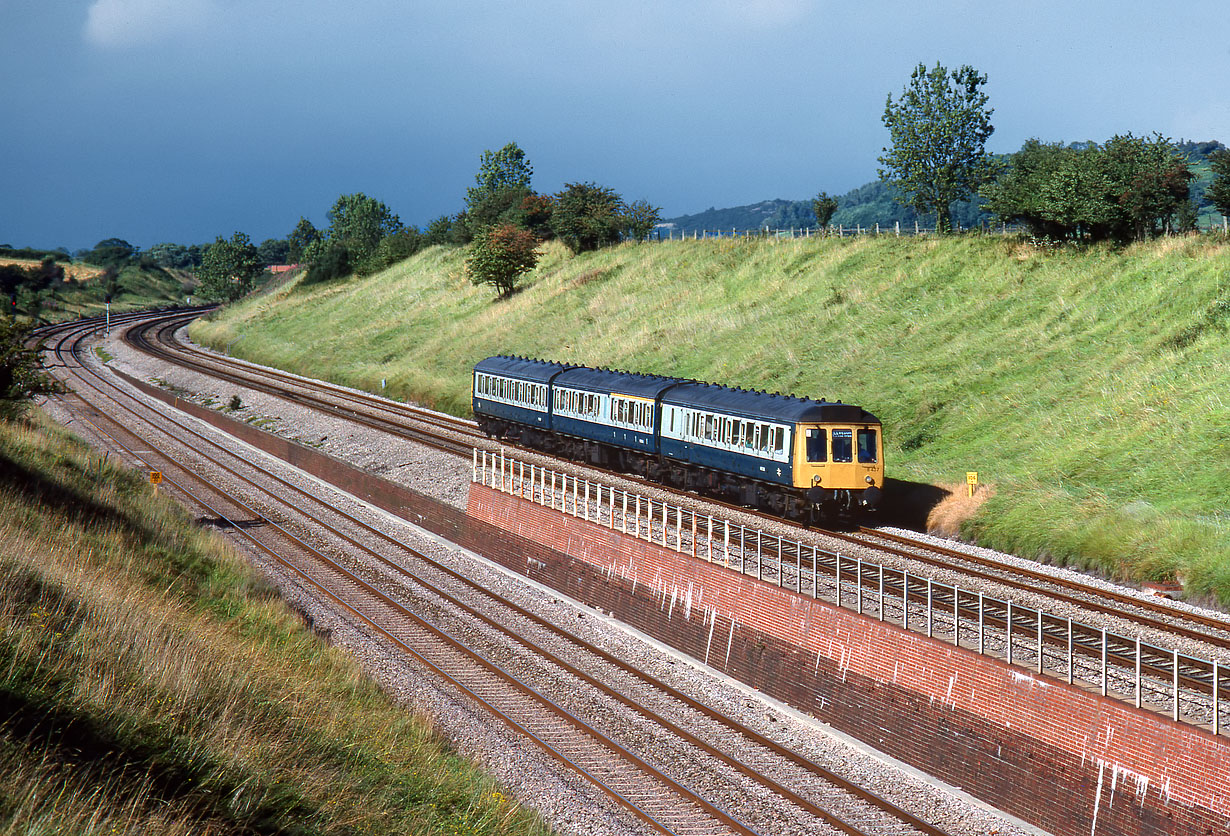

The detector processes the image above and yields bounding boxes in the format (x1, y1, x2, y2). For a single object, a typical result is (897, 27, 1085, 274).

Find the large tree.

(196, 232, 263, 301)
(879, 62, 997, 233)
(325, 193, 403, 269)
(982, 135, 1193, 242)
(464, 142, 535, 238)
(550, 182, 626, 254)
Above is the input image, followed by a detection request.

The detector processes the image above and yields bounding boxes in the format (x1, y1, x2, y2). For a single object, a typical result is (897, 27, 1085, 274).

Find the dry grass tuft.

(926, 481, 995, 538)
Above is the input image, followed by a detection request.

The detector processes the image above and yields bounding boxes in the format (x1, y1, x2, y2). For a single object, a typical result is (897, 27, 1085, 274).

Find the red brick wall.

(470, 484, 1230, 836)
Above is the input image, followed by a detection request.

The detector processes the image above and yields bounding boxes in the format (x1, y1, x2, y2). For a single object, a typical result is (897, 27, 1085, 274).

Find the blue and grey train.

(472, 356, 884, 523)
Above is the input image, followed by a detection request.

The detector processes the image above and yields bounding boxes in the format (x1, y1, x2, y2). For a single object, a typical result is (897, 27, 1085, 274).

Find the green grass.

(190, 234, 1230, 605)
(0, 412, 549, 835)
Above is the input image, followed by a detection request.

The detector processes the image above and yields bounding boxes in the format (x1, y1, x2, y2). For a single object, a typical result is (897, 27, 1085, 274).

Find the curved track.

(44, 311, 953, 836)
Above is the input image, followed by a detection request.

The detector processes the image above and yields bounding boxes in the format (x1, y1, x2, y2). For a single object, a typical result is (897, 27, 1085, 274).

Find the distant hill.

(664, 184, 992, 234)
(665, 139, 1227, 234)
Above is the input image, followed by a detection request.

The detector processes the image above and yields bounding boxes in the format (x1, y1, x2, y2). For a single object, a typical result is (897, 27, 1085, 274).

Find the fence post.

(878, 564, 884, 622)
(777, 537, 783, 587)
(472, 447, 477, 482)
(902, 570, 909, 630)
(915, 220, 920, 235)
(895, 220, 900, 237)
(856, 558, 863, 614)
(1067, 619, 1074, 684)
(1215, 660, 1221, 736)
(836, 554, 841, 604)
(1037, 609, 1044, 674)
(1173, 649, 1180, 722)
(1107, 634, 1116, 698)
(1007, 601, 1013, 666)
(953, 586, 960, 646)
(1136, 638, 1142, 709)
(978, 592, 985, 654)
(926, 577, 933, 637)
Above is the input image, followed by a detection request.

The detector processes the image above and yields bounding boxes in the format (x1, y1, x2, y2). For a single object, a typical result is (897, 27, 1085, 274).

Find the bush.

(0, 319, 61, 418)
(301, 240, 351, 286)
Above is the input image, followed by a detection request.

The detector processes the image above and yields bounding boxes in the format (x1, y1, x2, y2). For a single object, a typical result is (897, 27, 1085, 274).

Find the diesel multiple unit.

(473, 356, 883, 522)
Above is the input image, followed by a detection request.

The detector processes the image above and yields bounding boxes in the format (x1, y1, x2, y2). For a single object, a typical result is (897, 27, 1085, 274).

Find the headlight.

(865, 476, 874, 485)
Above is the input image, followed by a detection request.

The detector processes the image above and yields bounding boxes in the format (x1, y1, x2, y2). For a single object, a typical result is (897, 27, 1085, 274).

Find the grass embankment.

(3, 258, 190, 323)
(190, 235, 1230, 604)
(0, 413, 547, 835)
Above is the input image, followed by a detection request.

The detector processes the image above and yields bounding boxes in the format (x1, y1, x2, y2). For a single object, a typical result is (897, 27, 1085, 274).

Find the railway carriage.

(473, 355, 883, 523)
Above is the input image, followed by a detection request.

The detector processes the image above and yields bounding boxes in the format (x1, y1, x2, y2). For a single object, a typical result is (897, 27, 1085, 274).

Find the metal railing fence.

(474, 449, 1228, 737)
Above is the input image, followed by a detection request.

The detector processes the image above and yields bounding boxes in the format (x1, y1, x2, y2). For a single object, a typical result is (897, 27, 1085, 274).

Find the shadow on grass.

(872, 478, 950, 532)
(0, 452, 152, 540)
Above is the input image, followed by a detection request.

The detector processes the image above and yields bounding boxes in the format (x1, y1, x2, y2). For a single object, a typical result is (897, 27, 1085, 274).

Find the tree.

(257, 238, 290, 266)
(324, 193, 403, 269)
(0, 319, 60, 419)
(466, 223, 539, 298)
(196, 232, 263, 301)
(879, 62, 997, 233)
(466, 142, 533, 214)
(423, 215, 456, 246)
(811, 192, 838, 228)
(550, 182, 626, 254)
(287, 217, 323, 263)
(1206, 149, 1230, 221)
(82, 238, 137, 268)
(982, 135, 1193, 242)
(622, 200, 662, 243)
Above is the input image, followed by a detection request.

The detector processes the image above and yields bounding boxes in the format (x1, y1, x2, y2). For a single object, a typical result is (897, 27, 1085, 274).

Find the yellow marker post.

(150, 471, 162, 496)
(966, 471, 978, 498)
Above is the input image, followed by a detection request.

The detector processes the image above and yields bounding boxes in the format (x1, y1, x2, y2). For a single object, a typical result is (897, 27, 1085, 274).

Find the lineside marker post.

(926, 578, 933, 638)
(777, 538, 783, 588)
(835, 554, 841, 602)
(472, 448, 477, 482)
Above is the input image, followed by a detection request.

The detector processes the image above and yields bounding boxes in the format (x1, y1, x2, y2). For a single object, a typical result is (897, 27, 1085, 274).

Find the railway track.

(115, 310, 1230, 670)
(46, 313, 955, 836)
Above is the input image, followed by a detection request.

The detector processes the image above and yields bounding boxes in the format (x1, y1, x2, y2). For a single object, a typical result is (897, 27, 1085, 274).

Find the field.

(190, 234, 1230, 605)
(0, 412, 548, 835)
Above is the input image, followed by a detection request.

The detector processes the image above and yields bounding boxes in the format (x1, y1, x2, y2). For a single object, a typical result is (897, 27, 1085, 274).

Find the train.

(472, 356, 883, 524)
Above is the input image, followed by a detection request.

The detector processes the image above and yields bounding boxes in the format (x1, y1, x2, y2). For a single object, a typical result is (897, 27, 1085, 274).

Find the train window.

(806, 428, 827, 462)
(858, 429, 877, 463)
(773, 427, 785, 456)
(832, 429, 853, 462)
(752, 424, 762, 451)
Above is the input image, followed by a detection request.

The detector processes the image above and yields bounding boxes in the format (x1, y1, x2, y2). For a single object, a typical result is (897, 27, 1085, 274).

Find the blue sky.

(3, 1, 1228, 251)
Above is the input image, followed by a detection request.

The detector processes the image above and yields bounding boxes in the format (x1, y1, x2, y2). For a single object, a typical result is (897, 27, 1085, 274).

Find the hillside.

(190, 235, 1230, 605)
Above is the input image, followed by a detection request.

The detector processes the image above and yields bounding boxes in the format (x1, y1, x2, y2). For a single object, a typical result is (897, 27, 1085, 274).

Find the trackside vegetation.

(0, 413, 548, 835)
(191, 234, 1230, 606)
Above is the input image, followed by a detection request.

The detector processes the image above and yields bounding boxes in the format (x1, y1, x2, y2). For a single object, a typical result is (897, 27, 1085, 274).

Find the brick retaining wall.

(469, 484, 1230, 836)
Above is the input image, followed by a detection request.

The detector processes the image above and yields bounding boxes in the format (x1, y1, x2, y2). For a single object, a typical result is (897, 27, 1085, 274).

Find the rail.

(475, 449, 1228, 738)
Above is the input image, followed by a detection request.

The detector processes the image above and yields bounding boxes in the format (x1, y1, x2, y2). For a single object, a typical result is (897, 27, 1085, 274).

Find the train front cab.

(795, 423, 883, 515)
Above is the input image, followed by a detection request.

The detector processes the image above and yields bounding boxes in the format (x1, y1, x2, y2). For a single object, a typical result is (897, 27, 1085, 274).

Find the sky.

(3, 0, 1228, 251)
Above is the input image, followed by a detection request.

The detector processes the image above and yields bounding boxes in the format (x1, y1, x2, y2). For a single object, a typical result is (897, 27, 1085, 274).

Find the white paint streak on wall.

(1090, 760, 1105, 836)
(725, 617, 736, 669)
(704, 612, 716, 665)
